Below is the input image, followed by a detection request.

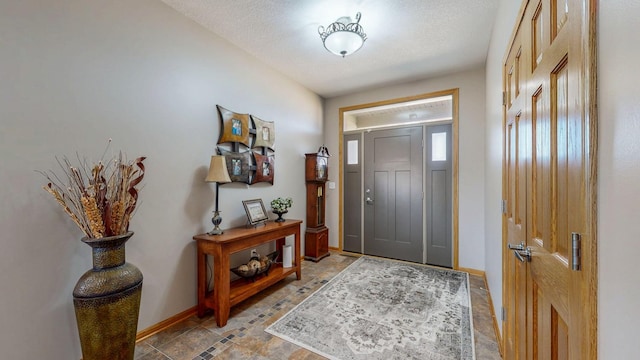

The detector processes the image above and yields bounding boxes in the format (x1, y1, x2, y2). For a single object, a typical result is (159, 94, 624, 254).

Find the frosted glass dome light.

(318, 12, 367, 57)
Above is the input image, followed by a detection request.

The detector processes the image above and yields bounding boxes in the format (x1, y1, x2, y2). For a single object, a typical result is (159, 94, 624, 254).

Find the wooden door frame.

(337, 88, 460, 269)
(500, 0, 598, 357)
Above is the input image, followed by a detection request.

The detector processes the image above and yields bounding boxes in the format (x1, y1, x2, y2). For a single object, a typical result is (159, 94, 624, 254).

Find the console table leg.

(196, 247, 207, 317)
(213, 245, 230, 327)
(275, 237, 285, 263)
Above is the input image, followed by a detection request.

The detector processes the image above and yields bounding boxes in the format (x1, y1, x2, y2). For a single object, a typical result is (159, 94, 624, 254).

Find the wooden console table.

(193, 219, 302, 327)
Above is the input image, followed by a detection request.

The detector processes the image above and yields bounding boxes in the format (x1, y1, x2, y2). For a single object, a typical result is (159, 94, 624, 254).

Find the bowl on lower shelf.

(231, 251, 279, 281)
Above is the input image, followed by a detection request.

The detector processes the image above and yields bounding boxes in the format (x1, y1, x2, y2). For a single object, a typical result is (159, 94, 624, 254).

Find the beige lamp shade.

(205, 155, 231, 183)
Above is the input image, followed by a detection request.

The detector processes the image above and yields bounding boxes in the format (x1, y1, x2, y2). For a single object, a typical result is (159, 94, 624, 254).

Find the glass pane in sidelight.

(432, 132, 447, 161)
(347, 140, 359, 164)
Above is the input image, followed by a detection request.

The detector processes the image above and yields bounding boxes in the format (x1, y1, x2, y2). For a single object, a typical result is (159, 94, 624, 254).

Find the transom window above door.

(343, 95, 453, 132)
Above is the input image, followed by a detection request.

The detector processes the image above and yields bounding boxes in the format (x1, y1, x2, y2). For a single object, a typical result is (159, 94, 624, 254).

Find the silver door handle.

(366, 197, 374, 205)
(513, 247, 532, 263)
(507, 242, 525, 251)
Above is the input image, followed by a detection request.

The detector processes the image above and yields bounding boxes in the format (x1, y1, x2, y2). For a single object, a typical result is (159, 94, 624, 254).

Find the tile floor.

(134, 253, 502, 359)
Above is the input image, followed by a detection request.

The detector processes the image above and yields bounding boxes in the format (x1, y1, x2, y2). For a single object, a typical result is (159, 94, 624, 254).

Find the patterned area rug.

(265, 256, 475, 360)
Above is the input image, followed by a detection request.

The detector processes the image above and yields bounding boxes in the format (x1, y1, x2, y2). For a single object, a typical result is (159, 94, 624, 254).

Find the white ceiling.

(161, 0, 500, 98)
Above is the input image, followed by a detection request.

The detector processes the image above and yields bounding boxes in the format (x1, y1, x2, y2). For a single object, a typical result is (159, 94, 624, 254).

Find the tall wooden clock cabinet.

(304, 153, 330, 262)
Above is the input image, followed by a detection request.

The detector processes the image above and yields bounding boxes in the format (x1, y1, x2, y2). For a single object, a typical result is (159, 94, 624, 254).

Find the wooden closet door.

(502, 0, 597, 358)
(503, 25, 528, 360)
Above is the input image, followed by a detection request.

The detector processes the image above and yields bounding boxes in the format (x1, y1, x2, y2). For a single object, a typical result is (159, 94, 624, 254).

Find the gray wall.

(0, 1, 322, 358)
(484, 0, 640, 356)
(324, 68, 487, 271)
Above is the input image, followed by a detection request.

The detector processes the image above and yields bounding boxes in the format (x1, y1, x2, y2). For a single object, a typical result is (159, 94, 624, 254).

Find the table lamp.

(205, 155, 231, 235)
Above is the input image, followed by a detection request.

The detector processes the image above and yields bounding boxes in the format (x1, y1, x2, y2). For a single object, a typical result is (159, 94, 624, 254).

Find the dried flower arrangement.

(39, 141, 146, 239)
(270, 197, 293, 213)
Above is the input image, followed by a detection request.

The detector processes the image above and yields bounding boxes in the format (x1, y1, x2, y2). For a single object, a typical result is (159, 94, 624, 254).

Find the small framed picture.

(242, 199, 269, 225)
(252, 152, 274, 185)
(251, 115, 275, 150)
(217, 105, 251, 147)
(218, 148, 252, 184)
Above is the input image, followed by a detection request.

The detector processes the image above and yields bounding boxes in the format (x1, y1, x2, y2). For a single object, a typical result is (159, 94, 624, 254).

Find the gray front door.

(363, 126, 423, 263)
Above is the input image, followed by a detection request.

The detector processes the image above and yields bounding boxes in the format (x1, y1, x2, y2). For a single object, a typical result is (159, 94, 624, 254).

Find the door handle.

(508, 242, 531, 262)
(365, 188, 374, 204)
(513, 247, 531, 262)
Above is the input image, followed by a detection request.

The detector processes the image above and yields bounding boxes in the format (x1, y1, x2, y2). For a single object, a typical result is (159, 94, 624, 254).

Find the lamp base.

(207, 210, 224, 235)
(207, 227, 223, 235)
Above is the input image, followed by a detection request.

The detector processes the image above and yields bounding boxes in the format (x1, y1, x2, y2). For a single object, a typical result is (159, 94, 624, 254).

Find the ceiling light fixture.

(318, 12, 367, 57)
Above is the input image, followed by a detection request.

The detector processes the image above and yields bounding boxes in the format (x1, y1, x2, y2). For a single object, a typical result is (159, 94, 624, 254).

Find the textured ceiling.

(161, 0, 499, 98)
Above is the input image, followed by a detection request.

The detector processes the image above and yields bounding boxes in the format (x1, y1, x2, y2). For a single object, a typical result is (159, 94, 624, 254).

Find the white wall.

(324, 68, 487, 271)
(0, 1, 322, 358)
(484, 0, 522, 335)
(598, 2, 640, 358)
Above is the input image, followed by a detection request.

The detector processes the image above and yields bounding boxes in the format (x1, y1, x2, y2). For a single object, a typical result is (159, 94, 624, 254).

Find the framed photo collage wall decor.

(216, 105, 276, 185)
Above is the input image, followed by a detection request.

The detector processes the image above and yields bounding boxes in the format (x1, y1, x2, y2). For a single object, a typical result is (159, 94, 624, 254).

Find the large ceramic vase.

(73, 231, 143, 360)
